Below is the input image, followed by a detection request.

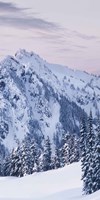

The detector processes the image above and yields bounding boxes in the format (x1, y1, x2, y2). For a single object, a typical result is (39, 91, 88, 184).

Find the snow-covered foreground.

(0, 162, 99, 200)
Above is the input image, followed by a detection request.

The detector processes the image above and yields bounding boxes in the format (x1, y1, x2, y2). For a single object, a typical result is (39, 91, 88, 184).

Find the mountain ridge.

(0, 49, 100, 153)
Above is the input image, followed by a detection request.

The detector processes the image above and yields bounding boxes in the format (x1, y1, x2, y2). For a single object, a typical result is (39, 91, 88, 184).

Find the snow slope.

(0, 162, 99, 200)
(15, 49, 100, 116)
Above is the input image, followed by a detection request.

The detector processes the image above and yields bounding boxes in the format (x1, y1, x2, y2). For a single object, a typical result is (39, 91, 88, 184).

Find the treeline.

(0, 133, 80, 177)
(0, 110, 99, 196)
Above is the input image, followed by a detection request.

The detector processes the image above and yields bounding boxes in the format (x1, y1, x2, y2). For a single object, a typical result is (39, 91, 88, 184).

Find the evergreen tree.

(21, 139, 31, 176)
(73, 135, 80, 163)
(93, 118, 100, 192)
(60, 133, 80, 167)
(80, 118, 87, 181)
(68, 134, 77, 164)
(61, 133, 70, 166)
(54, 146, 61, 169)
(3, 154, 11, 176)
(42, 136, 52, 171)
(81, 111, 95, 194)
(10, 145, 22, 177)
(30, 139, 40, 173)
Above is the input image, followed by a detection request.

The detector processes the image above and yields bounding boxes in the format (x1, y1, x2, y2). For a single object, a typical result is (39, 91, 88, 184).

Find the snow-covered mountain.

(0, 49, 100, 151)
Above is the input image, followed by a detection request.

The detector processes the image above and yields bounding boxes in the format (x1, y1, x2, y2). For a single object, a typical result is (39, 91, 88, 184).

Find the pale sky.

(0, 0, 100, 74)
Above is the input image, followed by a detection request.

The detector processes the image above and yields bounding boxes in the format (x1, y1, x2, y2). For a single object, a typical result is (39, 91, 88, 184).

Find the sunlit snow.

(0, 162, 99, 200)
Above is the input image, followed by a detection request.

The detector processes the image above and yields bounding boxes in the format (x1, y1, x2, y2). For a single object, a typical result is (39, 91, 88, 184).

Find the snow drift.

(0, 162, 99, 200)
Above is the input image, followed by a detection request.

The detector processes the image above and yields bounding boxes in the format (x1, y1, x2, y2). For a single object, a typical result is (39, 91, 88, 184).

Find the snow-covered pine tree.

(60, 132, 80, 167)
(3, 153, 11, 176)
(21, 138, 31, 176)
(68, 134, 76, 164)
(93, 117, 100, 192)
(33, 151, 40, 172)
(73, 134, 80, 163)
(10, 145, 22, 177)
(80, 117, 87, 182)
(30, 139, 40, 173)
(82, 111, 95, 194)
(61, 133, 70, 166)
(54, 146, 61, 169)
(42, 136, 52, 171)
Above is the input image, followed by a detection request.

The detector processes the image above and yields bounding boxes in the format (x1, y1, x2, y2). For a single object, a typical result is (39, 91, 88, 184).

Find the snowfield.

(0, 162, 99, 200)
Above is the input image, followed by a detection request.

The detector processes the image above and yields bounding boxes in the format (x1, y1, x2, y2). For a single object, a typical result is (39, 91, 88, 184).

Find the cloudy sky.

(0, 0, 100, 74)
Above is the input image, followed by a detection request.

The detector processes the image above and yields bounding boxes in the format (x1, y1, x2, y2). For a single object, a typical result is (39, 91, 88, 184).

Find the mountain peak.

(15, 49, 42, 61)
